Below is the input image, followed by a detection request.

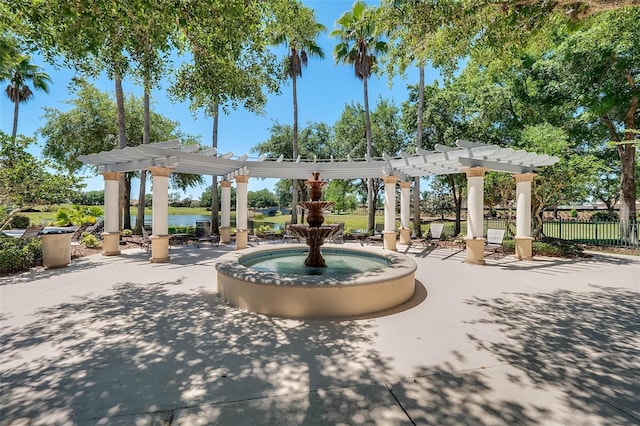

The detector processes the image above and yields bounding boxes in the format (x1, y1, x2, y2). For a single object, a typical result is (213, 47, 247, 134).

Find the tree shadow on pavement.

(464, 285, 640, 424)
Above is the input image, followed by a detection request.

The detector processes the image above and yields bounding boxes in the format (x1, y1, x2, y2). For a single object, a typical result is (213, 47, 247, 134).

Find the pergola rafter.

(79, 139, 558, 180)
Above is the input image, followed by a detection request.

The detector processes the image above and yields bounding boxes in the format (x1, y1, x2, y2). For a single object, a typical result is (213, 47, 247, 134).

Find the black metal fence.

(481, 218, 639, 248)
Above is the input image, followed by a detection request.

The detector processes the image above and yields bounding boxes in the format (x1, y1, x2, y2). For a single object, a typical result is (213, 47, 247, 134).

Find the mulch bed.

(71, 236, 145, 259)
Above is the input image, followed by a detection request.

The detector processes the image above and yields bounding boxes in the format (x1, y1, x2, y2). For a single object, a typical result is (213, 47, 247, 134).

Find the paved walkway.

(1, 243, 638, 425)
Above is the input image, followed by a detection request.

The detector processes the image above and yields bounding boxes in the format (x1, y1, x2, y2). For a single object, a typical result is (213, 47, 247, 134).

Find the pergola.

(79, 139, 558, 264)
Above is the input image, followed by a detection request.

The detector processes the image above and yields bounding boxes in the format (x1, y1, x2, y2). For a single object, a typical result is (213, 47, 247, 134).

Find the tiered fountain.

(286, 171, 340, 267)
(215, 172, 417, 319)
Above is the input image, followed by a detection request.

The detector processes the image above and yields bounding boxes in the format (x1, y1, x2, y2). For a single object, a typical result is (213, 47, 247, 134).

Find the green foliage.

(0, 237, 42, 275)
(0, 132, 82, 230)
(167, 226, 195, 236)
(80, 233, 101, 248)
(247, 189, 278, 209)
(591, 211, 619, 221)
(55, 205, 102, 226)
(121, 229, 133, 237)
(10, 215, 30, 229)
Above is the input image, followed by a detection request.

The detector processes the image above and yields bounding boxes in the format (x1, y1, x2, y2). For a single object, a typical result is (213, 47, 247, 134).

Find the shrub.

(0, 237, 42, 274)
(590, 211, 618, 221)
(570, 208, 578, 218)
(534, 239, 583, 257)
(168, 225, 195, 235)
(11, 215, 30, 228)
(80, 233, 101, 248)
(121, 229, 133, 237)
(56, 205, 103, 226)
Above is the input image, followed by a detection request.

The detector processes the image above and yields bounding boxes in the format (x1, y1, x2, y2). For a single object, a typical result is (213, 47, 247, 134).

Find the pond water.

(130, 214, 283, 229)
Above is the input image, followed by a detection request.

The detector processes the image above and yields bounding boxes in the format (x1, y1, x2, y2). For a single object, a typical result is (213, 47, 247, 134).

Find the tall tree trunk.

(603, 81, 638, 243)
(11, 83, 19, 141)
(413, 63, 425, 237)
(363, 76, 375, 232)
(135, 88, 151, 234)
(450, 175, 463, 236)
(123, 174, 132, 229)
(114, 74, 128, 230)
(291, 74, 299, 224)
(211, 102, 220, 234)
(619, 89, 638, 243)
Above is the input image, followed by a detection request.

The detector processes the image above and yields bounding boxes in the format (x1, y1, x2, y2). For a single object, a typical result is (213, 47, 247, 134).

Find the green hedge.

(502, 239, 584, 257)
(168, 226, 195, 235)
(0, 237, 43, 275)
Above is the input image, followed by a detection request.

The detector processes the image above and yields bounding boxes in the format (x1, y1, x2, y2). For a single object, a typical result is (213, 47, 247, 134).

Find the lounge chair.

(282, 223, 300, 243)
(20, 225, 45, 239)
(195, 221, 219, 247)
(327, 222, 345, 244)
(404, 222, 444, 253)
(365, 224, 385, 245)
(141, 226, 151, 252)
(484, 228, 506, 259)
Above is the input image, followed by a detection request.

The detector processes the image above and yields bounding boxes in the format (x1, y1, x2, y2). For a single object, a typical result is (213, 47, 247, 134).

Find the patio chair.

(484, 228, 506, 259)
(70, 223, 90, 242)
(84, 218, 104, 237)
(195, 221, 219, 248)
(365, 223, 385, 245)
(141, 226, 151, 252)
(20, 225, 45, 239)
(282, 223, 300, 244)
(327, 222, 345, 244)
(404, 223, 444, 254)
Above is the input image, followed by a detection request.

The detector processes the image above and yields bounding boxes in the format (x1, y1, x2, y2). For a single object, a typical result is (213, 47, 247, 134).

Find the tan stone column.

(515, 173, 536, 260)
(102, 172, 122, 256)
(382, 175, 398, 251)
(235, 175, 249, 250)
(463, 167, 487, 265)
(220, 180, 232, 244)
(399, 181, 412, 245)
(148, 167, 171, 263)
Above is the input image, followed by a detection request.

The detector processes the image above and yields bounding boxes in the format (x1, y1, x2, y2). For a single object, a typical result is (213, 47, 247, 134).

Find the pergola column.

(102, 172, 122, 256)
(515, 173, 536, 260)
(399, 181, 412, 245)
(383, 175, 398, 251)
(148, 167, 171, 263)
(219, 180, 232, 244)
(464, 167, 488, 265)
(235, 175, 249, 250)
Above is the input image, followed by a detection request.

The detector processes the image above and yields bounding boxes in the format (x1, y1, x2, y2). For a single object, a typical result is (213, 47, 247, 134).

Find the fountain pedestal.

(287, 172, 340, 268)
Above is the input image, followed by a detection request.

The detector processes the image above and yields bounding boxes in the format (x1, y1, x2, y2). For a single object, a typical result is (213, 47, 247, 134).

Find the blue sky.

(0, 0, 441, 199)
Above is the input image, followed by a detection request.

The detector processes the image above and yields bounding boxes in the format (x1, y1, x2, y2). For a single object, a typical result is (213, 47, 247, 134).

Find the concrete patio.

(1, 242, 638, 425)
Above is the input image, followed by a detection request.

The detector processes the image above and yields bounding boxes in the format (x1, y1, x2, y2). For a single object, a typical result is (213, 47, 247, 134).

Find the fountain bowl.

(215, 244, 417, 319)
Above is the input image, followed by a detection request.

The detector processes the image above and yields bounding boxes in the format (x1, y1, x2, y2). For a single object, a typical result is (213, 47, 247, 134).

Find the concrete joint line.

(386, 383, 416, 425)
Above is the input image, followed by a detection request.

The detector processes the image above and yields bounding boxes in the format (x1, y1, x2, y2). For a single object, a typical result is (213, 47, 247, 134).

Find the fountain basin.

(215, 245, 417, 319)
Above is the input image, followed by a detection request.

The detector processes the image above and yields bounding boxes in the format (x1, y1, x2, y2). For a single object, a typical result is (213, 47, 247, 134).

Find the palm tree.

(4, 56, 51, 140)
(272, 3, 325, 224)
(331, 0, 387, 232)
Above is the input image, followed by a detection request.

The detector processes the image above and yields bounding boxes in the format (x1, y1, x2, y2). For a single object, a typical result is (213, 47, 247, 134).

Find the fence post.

(558, 220, 562, 240)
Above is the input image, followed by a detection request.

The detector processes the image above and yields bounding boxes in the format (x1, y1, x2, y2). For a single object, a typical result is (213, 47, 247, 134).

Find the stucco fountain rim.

(215, 244, 417, 287)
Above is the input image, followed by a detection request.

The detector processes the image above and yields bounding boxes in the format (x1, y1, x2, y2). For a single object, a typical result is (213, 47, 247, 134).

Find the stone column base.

(220, 226, 231, 244)
(464, 237, 486, 265)
(150, 235, 170, 263)
(102, 232, 121, 256)
(383, 230, 397, 251)
(236, 230, 248, 250)
(515, 236, 534, 260)
(399, 228, 411, 245)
